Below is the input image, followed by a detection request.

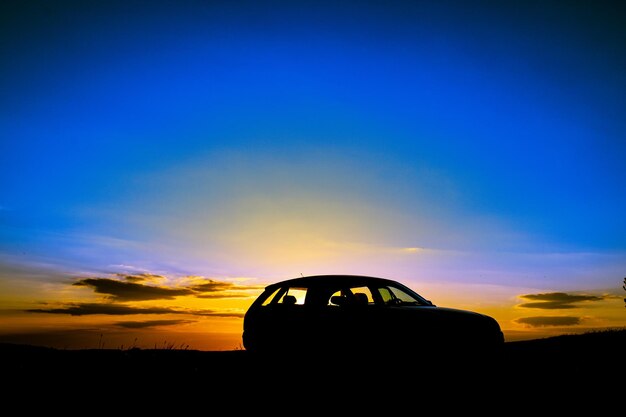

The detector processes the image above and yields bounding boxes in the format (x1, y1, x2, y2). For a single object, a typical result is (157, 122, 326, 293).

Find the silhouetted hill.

(502, 328, 624, 383)
(2, 328, 623, 398)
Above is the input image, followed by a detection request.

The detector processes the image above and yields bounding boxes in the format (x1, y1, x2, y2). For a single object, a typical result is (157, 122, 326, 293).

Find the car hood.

(431, 306, 491, 319)
(406, 305, 500, 327)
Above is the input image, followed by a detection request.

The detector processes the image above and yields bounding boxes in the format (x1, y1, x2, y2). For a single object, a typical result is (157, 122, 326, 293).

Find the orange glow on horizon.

(1, 271, 624, 350)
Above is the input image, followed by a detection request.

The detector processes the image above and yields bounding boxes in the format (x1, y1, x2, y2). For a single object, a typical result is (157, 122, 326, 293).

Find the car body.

(243, 274, 504, 356)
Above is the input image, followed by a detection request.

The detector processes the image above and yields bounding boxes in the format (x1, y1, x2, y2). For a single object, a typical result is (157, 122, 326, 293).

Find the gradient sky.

(1, 0, 625, 350)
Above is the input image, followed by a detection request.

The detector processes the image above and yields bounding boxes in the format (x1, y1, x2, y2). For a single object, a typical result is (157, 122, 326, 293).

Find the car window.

(390, 286, 419, 303)
(350, 286, 374, 304)
(328, 289, 346, 306)
(260, 288, 281, 306)
(376, 285, 425, 306)
(378, 287, 394, 304)
(327, 287, 374, 306)
(278, 287, 307, 305)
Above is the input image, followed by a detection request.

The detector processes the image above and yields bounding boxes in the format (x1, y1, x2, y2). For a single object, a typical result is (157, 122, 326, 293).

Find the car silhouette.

(242, 274, 504, 356)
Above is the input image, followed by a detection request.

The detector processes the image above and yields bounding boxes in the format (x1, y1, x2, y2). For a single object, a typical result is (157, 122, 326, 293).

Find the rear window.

(260, 288, 281, 306)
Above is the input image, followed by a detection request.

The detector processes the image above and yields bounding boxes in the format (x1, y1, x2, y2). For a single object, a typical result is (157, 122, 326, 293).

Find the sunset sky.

(1, 0, 625, 351)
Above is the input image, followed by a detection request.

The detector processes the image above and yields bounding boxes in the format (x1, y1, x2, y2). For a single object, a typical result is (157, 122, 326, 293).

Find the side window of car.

(388, 286, 418, 303)
(328, 290, 346, 306)
(277, 287, 307, 305)
(328, 287, 373, 306)
(377, 287, 393, 304)
(376, 285, 424, 305)
(350, 286, 373, 305)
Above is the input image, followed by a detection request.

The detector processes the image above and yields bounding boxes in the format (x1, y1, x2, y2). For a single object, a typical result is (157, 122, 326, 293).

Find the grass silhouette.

(1, 327, 623, 395)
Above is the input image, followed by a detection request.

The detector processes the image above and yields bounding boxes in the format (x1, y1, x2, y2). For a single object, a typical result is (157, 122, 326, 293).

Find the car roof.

(264, 274, 402, 290)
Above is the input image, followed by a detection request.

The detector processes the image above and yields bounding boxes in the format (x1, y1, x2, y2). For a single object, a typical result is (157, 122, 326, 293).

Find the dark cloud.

(190, 280, 235, 292)
(196, 292, 256, 299)
(518, 301, 579, 309)
(517, 292, 606, 309)
(26, 303, 185, 316)
(189, 279, 265, 295)
(71, 276, 263, 301)
(26, 303, 244, 318)
(521, 293, 604, 302)
(26, 274, 253, 318)
(515, 316, 582, 327)
(114, 273, 166, 283)
(73, 278, 193, 301)
(114, 319, 194, 329)
(193, 311, 245, 318)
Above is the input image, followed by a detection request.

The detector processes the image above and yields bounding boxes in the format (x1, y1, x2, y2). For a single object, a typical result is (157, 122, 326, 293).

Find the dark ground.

(2, 328, 623, 404)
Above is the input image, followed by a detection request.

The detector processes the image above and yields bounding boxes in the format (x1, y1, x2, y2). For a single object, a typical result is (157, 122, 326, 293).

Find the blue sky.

(1, 1, 625, 347)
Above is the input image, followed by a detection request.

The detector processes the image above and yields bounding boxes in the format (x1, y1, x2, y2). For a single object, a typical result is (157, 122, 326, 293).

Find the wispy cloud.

(517, 292, 607, 309)
(114, 319, 195, 329)
(515, 316, 582, 327)
(23, 273, 254, 319)
(71, 275, 262, 301)
(187, 278, 264, 298)
(193, 311, 245, 318)
(26, 302, 244, 317)
(189, 280, 234, 292)
(195, 292, 259, 299)
(114, 273, 167, 283)
(26, 303, 188, 316)
(73, 278, 194, 301)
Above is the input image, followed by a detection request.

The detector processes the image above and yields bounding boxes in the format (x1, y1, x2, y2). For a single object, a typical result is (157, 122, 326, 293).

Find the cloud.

(114, 319, 195, 329)
(24, 274, 252, 319)
(193, 311, 244, 318)
(26, 303, 186, 316)
(114, 273, 167, 283)
(189, 280, 235, 292)
(71, 275, 262, 301)
(195, 292, 258, 299)
(187, 278, 265, 296)
(73, 278, 193, 301)
(25, 303, 243, 317)
(515, 316, 582, 327)
(517, 292, 607, 309)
